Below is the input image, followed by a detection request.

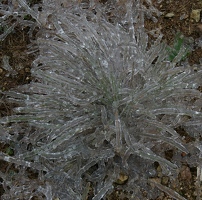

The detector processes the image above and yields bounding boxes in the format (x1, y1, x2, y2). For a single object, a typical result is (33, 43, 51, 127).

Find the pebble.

(165, 12, 175, 18)
(190, 9, 201, 22)
(161, 176, 169, 185)
(114, 172, 128, 185)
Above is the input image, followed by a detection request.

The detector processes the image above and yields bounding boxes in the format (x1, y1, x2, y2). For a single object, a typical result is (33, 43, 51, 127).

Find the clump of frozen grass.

(0, 0, 202, 199)
(0, 0, 41, 41)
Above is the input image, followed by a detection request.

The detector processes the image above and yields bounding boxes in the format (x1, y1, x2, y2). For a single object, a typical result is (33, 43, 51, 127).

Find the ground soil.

(0, 0, 202, 199)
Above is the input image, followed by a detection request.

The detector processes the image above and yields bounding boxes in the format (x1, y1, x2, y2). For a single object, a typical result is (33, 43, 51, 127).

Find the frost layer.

(0, 0, 202, 199)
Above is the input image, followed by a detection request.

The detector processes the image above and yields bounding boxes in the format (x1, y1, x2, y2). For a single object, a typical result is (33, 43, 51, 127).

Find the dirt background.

(0, 0, 202, 199)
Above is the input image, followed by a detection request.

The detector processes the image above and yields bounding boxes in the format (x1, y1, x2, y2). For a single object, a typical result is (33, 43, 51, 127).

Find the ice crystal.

(0, 0, 201, 199)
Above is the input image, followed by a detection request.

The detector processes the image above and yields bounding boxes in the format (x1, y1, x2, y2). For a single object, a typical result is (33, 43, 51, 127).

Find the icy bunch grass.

(0, 0, 202, 199)
(0, 0, 40, 41)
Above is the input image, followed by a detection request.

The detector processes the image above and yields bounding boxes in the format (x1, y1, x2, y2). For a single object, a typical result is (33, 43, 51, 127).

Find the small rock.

(156, 165, 163, 178)
(180, 13, 189, 20)
(114, 172, 128, 185)
(165, 12, 175, 18)
(179, 165, 192, 182)
(161, 176, 169, 185)
(190, 9, 201, 22)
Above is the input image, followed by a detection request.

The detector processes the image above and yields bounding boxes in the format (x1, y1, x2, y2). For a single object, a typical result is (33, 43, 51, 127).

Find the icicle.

(92, 181, 113, 200)
(0, 21, 18, 41)
(17, 0, 40, 24)
(114, 109, 122, 152)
